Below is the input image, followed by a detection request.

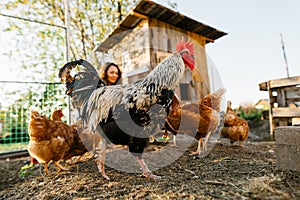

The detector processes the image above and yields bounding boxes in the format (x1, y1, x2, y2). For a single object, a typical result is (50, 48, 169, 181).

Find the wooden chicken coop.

(95, 0, 227, 102)
(259, 76, 300, 137)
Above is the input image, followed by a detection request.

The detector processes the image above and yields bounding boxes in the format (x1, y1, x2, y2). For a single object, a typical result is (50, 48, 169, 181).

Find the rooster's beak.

(65, 81, 74, 96)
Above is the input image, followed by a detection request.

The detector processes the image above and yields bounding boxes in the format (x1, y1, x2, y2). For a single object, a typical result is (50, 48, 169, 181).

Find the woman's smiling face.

(106, 65, 119, 85)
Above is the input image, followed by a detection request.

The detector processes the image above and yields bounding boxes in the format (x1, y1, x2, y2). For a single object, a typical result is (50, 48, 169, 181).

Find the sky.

(171, 0, 300, 108)
(1, 0, 300, 109)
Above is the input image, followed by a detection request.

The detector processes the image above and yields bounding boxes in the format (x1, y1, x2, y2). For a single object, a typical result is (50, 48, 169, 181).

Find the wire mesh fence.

(0, 81, 69, 154)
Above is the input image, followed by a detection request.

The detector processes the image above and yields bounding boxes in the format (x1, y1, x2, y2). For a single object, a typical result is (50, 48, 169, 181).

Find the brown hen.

(163, 88, 226, 155)
(64, 120, 101, 162)
(51, 108, 64, 121)
(50, 109, 101, 163)
(221, 101, 249, 146)
(27, 110, 76, 174)
(30, 109, 65, 165)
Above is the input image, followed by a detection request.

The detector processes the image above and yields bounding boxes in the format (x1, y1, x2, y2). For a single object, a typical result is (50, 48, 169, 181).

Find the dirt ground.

(0, 134, 300, 200)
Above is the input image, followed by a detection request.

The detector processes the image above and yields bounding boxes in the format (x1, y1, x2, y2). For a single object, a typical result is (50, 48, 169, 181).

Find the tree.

(1, 0, 138, 82)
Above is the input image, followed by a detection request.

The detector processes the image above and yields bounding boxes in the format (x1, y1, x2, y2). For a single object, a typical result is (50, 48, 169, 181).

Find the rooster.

(221, 101, 249, 146)
(162, 88, 225, 155)
(59, 37, 195, 180)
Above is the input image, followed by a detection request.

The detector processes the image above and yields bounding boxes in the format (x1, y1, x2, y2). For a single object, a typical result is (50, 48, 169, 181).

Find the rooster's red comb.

(176, 36, 194, 54)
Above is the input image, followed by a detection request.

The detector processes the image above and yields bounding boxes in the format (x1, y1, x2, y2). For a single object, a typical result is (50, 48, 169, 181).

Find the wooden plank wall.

(260, 76, 300, 136)
(109, 20, 151, 83)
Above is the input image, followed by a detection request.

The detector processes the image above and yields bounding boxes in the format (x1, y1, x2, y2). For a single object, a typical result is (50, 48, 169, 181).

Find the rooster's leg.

(137, 157, 161, 180)
(54, 161, 69, 171)
(97, 138, 110, 180)
(93, 131, 102, 156)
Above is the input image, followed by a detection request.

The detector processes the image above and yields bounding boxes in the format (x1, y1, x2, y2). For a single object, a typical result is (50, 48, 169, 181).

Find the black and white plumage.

(85, 52, 185, 128)
(59, 37, 195, 180)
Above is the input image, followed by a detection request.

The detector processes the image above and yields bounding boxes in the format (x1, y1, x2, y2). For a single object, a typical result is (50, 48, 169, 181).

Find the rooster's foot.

(101, 172, 110, 180)
(97, 162, 110, 180)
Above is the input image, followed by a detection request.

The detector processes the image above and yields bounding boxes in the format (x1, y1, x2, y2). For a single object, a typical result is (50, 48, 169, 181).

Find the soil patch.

(0, 139, 299, 199)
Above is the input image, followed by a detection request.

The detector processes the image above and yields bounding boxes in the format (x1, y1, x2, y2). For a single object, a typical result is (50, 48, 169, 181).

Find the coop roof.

(95, 0, 227, 52)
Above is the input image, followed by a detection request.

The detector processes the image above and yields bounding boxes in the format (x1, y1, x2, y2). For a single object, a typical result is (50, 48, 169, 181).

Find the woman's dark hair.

(101, 62, 122, 85)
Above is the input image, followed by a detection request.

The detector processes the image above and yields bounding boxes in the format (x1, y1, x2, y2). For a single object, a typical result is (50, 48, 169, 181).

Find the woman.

(100, 62, 122, 86)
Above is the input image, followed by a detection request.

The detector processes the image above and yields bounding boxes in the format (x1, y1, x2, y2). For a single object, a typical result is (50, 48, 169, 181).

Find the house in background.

(255, 99, 269, 110)
(255, 99, 270, 120)
(95, 0, 226, 101)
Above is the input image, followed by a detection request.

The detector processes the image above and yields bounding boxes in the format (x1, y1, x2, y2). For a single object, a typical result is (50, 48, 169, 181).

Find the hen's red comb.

(176, 36, 194, 54)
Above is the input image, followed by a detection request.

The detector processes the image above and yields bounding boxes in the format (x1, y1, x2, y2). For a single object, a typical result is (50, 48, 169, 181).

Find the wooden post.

(267, 81, 276, 139)
(277, 88, 289, 126)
